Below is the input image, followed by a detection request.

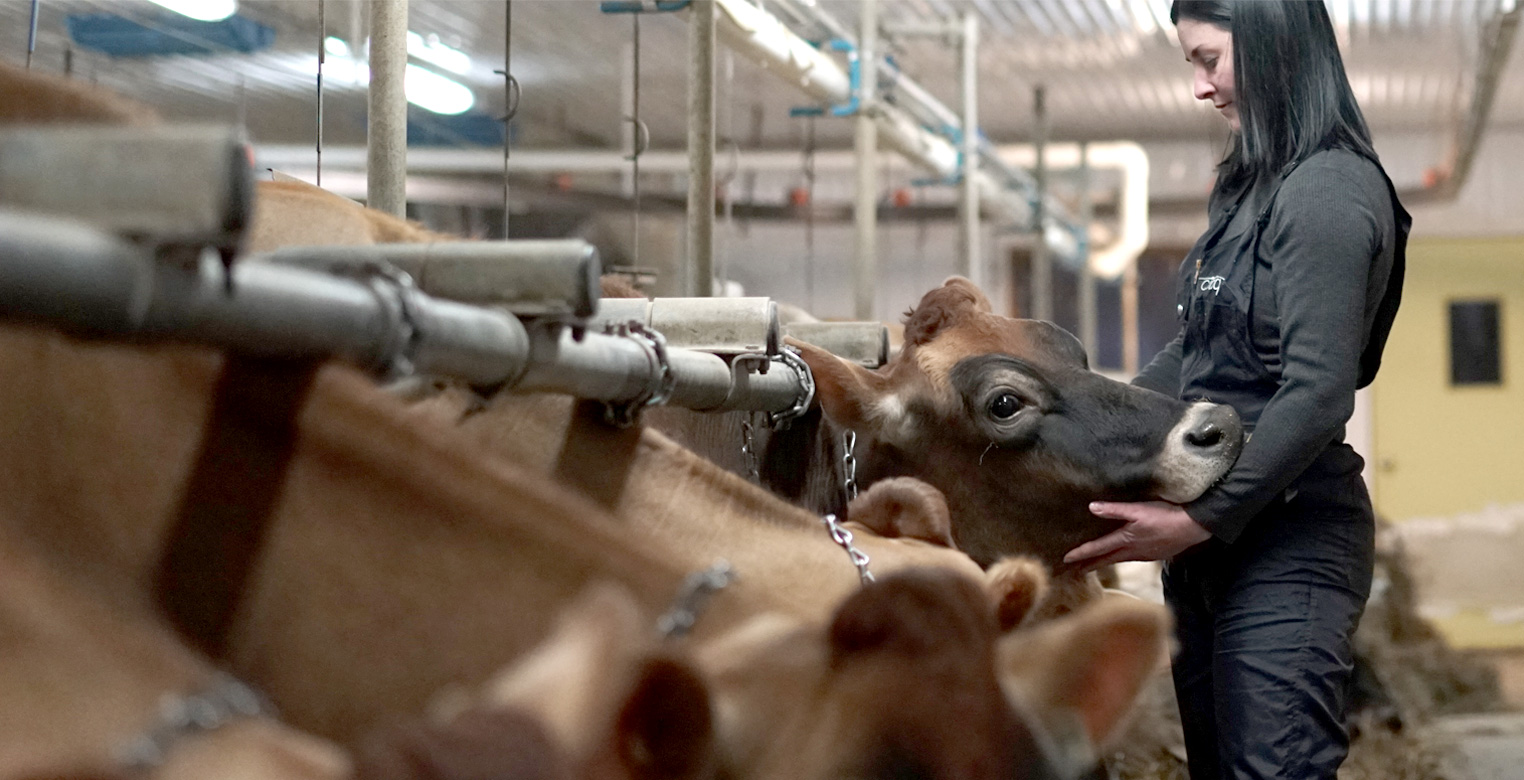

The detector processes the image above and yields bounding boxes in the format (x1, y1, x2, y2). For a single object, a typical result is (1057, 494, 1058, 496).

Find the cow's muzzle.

(1153, 402, 1244, 503)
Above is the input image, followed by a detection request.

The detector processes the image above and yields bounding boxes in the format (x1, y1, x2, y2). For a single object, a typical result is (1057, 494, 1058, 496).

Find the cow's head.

(697, 567, 1167, 780)
(793, 277, 1242, 569)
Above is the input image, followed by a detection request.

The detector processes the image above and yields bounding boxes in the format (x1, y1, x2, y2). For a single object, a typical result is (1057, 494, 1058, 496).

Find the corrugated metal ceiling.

(0, 0, 1515, 152)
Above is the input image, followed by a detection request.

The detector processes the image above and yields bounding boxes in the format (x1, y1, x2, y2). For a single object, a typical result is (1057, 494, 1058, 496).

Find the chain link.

(657, 560, 736, 639)
(116, 673, 273, 771)
(740, 413, 760, 483)
(601, 319, 675, 427)
(841, 430, 858, 502)
(821, 513, 874, 584)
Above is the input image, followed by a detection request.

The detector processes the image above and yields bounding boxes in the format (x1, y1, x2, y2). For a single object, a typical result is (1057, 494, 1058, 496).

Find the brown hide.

(246, 180, 456, 255)
(0, 326, 731, 745)
(696, 568, 1170, 780)
(0, 63, 160, 126)
(0, 529, 350, 780)
(438, 391, 984, 626)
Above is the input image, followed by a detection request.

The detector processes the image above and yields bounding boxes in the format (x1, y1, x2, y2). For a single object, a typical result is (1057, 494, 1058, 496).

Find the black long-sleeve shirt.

(1134, 149, 1402, 543)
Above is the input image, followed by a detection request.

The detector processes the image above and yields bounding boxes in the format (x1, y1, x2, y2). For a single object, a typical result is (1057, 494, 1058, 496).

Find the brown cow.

(0, 528, 350, 780)
(795, 278, 1243, 570)
(362, 558, 1167, 780)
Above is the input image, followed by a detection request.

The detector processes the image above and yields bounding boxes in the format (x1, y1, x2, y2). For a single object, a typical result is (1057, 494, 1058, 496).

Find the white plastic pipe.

(997, 141, 1151, 281)
(254, 141, 1151, 279)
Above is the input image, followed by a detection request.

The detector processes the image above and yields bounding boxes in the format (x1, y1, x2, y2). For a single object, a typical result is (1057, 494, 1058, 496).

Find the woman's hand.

(1062, 501, 1213, 571)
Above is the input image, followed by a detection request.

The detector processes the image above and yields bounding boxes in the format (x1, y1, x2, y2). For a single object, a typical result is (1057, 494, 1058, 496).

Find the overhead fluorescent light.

(146, 0, 237, 22)
(404, 63, 474, 114)
(407, 31, 471, 75)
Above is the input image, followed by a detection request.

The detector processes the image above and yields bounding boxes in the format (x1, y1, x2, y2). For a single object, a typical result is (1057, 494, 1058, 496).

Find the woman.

(1063, 2, 1410, 778)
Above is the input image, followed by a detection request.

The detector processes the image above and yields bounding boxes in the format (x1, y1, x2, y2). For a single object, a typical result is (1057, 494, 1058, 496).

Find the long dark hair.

(1171, 0, 1376, 186)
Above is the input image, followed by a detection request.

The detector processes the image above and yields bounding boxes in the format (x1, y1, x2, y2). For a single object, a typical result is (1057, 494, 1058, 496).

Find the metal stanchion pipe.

(0, 211, 810, 416)
(853, 0, 879, 321)
(686, 0, 718, 297)
(0, 211, 530, 386)
(367, 0, 409, 218)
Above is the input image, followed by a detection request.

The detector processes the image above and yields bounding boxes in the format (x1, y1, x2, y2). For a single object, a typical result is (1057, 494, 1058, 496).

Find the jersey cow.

(794, 278, 1244, 569)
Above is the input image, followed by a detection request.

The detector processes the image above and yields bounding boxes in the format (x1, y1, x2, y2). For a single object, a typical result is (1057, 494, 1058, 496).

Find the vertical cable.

(316, 0, 325, 187)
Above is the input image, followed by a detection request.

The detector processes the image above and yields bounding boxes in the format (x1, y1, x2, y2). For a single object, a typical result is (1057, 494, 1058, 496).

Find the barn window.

(1449, 300, 1502, 386)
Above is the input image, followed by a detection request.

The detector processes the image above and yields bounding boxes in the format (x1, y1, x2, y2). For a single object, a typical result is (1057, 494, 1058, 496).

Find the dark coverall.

(1132, 147, 1411, 780)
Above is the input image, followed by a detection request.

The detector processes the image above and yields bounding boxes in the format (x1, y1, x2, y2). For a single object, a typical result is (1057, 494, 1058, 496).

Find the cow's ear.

(475, 582, 651, 759)
(903, 277, 992, 347)
(984, 556, 1049, 632)
(995, 598, 1168, 748)
(612, 656, 715, 780)
(845, 477, 956, 548)
(788, 338, 893, 435)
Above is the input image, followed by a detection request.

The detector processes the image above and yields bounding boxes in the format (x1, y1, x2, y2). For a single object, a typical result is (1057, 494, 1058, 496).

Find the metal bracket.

(335, 261, 426, 379)
(601, 319, 676, 427)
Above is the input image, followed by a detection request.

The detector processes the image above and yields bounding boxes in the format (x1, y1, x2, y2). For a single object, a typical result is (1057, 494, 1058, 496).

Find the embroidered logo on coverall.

(1198, 275, 1226, 293)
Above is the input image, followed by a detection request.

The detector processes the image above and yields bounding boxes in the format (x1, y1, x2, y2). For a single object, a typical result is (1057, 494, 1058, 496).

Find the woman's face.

(1177, 19, 1238, 131)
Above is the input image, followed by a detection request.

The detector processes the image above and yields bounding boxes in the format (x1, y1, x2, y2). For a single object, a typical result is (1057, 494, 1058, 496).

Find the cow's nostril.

(1186, 424, 1224, 449)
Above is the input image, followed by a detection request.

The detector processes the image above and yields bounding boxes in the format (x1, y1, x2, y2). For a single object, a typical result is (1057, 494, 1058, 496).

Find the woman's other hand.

(1062, 501, 1212, 571)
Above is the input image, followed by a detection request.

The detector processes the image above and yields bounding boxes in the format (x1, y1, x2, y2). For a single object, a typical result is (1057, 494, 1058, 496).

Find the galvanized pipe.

(1077, 143, 1097, 361)
(0, 210, 529, 386)
(958, 11, 981, 289)
(686, 0, 718, 297)
(853, 0, 880, 321)
(515, 327, 802, 413)
(252, 239, 601, 318)
(593, 296, 778, 355)
(0, 210, 810, 416)
(367, 0, 409, 218)
(1030, 86, 1052, 323)
(784, 321, 889, 368)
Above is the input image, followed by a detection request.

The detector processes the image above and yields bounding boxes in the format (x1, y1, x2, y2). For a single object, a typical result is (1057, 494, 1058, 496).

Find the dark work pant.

(1163, 484, 1374, 780)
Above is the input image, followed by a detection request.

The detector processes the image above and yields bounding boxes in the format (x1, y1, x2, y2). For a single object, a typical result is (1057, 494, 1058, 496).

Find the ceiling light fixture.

(407, 31, 471, 75)
(146, 0, 237, 22)
(404, 63, 475, 114)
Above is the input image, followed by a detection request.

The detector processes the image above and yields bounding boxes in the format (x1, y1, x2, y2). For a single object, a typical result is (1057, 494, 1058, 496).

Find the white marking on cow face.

(871, 394, 917, 447)
(1151, 401, 1243, 503)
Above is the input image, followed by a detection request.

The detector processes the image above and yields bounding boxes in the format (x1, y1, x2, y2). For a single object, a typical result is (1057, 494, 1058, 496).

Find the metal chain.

(768, 345, 815, 427)
(821, 513, 874, 584)
(116, 674, 273, 771)
(601, 319, 675, 427)
(657, 560, 736, 638)
(740, 413, 761, 483)
(841, 430, 858, 502)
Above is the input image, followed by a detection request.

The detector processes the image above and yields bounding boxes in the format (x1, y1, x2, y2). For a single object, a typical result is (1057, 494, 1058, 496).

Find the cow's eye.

(988, 393, 1022, 420)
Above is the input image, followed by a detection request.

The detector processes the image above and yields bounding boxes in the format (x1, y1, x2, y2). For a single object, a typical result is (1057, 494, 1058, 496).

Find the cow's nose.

(1183, 404, 1241, 455)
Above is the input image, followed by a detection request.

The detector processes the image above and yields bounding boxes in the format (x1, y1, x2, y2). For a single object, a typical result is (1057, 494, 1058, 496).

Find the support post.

(686, 0, 718, 297)
(958, 12, 981, 289)
(366, 0, 408, 218)
(1122, 260, 1140, 375)
(1030, 85, 1052, 322)
(853, 0, 880, 320)
(1078, 142, 1097, 361)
